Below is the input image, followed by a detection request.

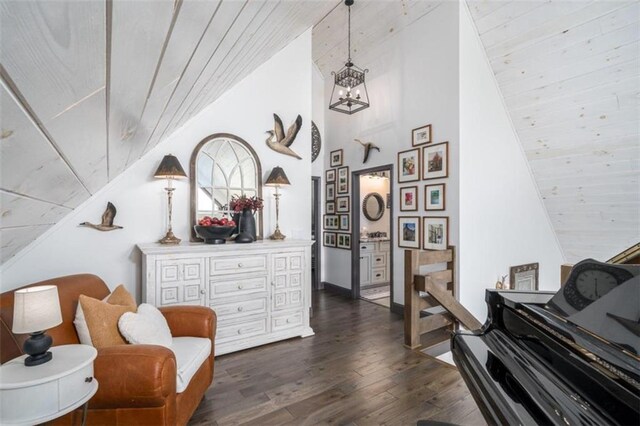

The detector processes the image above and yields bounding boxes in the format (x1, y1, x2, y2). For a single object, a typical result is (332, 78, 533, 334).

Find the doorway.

(351, 165, 394, 309)
(311, 176, 321, 291)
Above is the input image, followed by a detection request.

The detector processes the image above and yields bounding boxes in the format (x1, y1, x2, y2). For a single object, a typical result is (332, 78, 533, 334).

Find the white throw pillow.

(118, 303, 173, 348)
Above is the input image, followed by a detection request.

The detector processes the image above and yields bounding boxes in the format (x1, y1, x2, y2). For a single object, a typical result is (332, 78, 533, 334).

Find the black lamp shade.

(154, 154, 187, 179)
(265, 167, 290, 187)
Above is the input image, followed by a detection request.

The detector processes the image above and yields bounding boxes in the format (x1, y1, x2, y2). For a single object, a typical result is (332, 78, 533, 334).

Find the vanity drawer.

(217, 315, 268, 342)
(371, 268, 387, 284)
(359, 243, 376, 252)
(271, 310, 303, 332)
(210, 255, 267, 276)
(209, 275, 268, 297)
(210, 295, 268, 320)
(372, 253, 387, 267)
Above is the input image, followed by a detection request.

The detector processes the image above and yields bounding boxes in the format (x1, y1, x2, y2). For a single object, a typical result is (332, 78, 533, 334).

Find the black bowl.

(194, 225, 235, 244)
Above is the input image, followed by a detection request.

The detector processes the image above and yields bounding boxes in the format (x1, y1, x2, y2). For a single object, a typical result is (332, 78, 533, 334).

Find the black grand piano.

(452, 259, 640, 425)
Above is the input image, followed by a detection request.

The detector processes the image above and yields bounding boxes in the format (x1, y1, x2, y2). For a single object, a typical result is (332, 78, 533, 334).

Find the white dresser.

(138, 240, 314, 356)
(359, 240, 391, 288)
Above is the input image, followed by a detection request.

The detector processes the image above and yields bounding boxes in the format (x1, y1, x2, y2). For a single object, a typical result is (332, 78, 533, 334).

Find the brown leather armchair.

(0, 274, 216, 426)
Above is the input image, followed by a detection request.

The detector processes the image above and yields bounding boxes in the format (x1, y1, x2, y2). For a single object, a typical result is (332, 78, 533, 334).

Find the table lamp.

(265, 166, 290, 240)
(12, 285, 63, 366)
(154, 154, 187, 244)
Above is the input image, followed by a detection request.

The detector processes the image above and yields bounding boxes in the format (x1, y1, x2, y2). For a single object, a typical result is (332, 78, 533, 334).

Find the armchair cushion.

(172, 337, 212, 393)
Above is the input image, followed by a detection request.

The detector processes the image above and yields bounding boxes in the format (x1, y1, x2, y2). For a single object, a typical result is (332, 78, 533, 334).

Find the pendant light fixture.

(329, 0, 370, 115)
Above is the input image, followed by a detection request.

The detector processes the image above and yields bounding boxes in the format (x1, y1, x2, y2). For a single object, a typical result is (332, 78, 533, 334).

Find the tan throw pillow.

(79, 294, 135, 348)
(106, 284, 137, 310)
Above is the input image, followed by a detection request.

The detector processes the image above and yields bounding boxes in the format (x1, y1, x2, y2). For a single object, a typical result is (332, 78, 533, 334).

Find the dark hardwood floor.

(189, 290, 485, 426)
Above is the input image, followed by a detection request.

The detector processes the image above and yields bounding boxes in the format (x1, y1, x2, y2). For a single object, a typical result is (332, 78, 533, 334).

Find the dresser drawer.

(272, 310, 303, 332)
(210, 295, 268, 320)
(59, 363, 95, 409)
(372, 253, 387, 267)
(217, 315, 268, 342)
(359, 242, 376, 252)
(209, 275, 268, 297)
(371, 268, 387, 284)
(210, 254, 267, 276)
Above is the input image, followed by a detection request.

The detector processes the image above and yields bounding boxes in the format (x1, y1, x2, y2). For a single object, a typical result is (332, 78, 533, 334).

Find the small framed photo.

(398, 216, 421, 249)
(423, 142, 448, 180)
(337, 166, 350, 194)
(326, 202, 335, 214)
(336, 196, 350, 212)
(323, 232, 337, 248)
(324, 214, 339, 230)
(330, 149, 343, 167)
(509, 263, 539, 291)
(326, 183, 335, 201)
(425, 183, 445, 211)
(400, 186, 418, 211)
(339, 214, 350, 231)
(337, 233, 352, 250)
(326, 169, 336, 183)
(412, 124, 432, 146)
(397, 148, 420, 183)
(423, 216, 448, 251)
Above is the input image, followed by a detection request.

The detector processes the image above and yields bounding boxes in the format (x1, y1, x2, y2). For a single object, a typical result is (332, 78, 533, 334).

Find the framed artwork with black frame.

(337, 166, 350, 194)
(323, 232, 336, 247)
(326, 183, 335, 201)
(509, 263, 539, 291)
(330, 149, 343, 167)
(337, 233, 352, 250)
(423, 142, 448, 180)
(398, 216, 421, 249)
(336, 196, 350, 212)
(323, 214, 339, 230)
(412, 124, 432, 146)
(339, 214, 350, 232)
(400, 186, 418, 211)
(326, 169, 336, 183)
(425, 183, 445, 211)
(397, 148, 420, 183)
(326, 201, 335, 214)
(423, 216, 448, 250)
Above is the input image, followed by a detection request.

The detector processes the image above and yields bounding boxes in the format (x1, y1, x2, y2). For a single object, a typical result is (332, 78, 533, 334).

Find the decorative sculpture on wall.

(266, 113, 302, 159)
(79, 202, 123, 231)
(311, 121, 321, 162)
(354, 138, 380, 163)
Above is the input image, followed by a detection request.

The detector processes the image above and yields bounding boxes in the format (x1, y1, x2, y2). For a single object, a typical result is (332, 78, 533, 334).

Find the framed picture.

(425, 183, 445, 211)
(326, 183, 335, 201)
(326, 202, 335, 214)
(323, 214, 339, 230)
(397, 148, 420, 183)
(423, 142, 448, 180)
(423, 216, 448, 250)
(326, 169, 336, 183)
(337, 166, 350, 194)
(398, 216, 421, 249)
(323, 232, 337, 248)
(412, 124, 432, 146)
(339, 214, 350, 231)
(400, 186, 418, 211)
(336, 196, 350, 212)
(330, 149, 343, 167)
(509, 263, 539, 291)
(337, 233, 352, 250)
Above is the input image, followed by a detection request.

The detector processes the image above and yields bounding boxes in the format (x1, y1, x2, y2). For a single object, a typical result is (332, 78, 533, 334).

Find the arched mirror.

(362, 192, 385, 221)
(190, 133, 263, 241)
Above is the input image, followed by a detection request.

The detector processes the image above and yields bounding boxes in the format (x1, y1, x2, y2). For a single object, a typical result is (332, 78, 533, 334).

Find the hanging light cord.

(347, 5, 351, 64)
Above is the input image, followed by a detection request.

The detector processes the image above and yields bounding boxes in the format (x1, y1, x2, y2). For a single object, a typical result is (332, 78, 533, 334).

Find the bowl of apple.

(194, 216, 236, 244)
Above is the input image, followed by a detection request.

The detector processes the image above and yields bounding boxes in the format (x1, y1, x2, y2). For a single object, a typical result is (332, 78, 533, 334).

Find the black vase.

(235, 208, 256, 243)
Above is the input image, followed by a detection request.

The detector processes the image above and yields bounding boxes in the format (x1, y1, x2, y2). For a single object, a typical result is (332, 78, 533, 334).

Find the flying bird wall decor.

(354, 138, 380, 163)
(79, 202, 123, 231)
(266, 113, 303, 159)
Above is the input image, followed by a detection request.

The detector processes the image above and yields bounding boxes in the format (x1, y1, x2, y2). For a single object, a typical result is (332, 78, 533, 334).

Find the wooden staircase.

(404, 247, 482, 350)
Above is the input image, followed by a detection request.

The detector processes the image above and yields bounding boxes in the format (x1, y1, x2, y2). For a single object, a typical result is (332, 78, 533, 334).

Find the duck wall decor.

(79, 202, 123, 231)
(266, 113, 302, 159)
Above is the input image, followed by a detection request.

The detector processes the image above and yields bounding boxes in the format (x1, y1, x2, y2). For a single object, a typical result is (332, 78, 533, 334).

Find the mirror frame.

(190, 133, 263, 242)
(362, 192, 385, 222)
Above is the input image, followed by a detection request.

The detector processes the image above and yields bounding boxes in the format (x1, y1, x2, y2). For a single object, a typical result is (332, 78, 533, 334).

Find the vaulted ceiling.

(467, 0, 639, 262)
(0, 0, 340, 263)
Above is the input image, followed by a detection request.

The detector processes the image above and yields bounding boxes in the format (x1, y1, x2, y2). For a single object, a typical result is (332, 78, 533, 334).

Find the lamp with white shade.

(12, 285, 62, 366)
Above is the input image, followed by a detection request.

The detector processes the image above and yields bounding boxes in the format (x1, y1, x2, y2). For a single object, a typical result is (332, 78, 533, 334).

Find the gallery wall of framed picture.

(398, 123, 450, 251)
(324, 150, 351, 250)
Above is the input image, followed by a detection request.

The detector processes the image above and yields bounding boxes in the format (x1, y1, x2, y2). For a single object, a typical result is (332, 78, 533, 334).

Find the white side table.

(0, 344, 98, 426)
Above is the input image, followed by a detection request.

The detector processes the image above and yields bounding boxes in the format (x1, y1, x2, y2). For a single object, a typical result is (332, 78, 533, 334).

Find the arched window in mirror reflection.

(190, 134, 263, 241)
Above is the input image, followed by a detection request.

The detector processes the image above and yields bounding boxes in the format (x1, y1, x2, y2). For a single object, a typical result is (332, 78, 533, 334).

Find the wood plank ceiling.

(467, 1, 639, 263)
(0, 0, 340, 264)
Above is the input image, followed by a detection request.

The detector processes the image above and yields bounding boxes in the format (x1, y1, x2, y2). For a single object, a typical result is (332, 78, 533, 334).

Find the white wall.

(359, 175, 390, 235)
(0, 30, 314, 298)
(458, 5, 565, 320)
(323, 3, 460, 306)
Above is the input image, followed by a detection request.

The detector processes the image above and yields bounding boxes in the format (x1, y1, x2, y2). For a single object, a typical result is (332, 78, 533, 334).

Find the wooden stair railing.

(404, 246, 482, 349)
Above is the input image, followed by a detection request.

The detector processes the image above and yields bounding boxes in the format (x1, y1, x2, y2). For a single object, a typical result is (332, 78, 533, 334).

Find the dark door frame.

(350, 164, 394, 305)
(311, 176, 322, 291)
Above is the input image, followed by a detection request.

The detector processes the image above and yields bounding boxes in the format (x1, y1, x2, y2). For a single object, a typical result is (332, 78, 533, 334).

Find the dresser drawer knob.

(237, 306, 244, 312)
(286, 318, 293, 323)
(376, 274, 381, 277)
(85, 377, 93, 383)
(237, 329, 242, 334)
(200, 289, 205, 295)
(238, 263, 244, 268)
(237, 284, 243, 289)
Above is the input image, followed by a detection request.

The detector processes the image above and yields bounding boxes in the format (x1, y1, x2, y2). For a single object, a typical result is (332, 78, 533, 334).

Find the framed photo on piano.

(509, 263, 539, 291)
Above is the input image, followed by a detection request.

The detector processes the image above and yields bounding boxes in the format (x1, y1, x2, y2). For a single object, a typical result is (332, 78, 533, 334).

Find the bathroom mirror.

(362, 192, 385, 221)
(190, 133, 263, 241)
